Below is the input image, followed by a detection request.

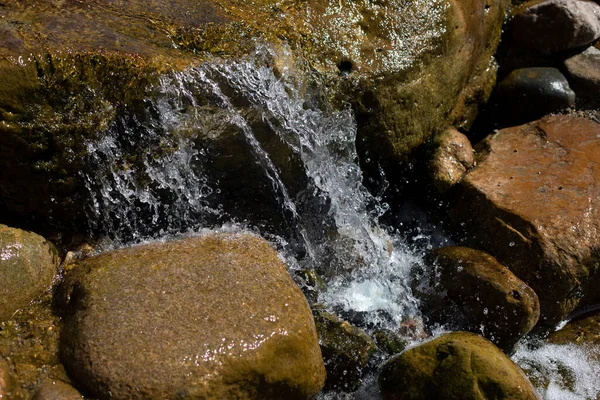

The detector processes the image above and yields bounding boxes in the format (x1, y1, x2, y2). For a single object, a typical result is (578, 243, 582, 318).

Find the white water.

(81, 51, 599, 398)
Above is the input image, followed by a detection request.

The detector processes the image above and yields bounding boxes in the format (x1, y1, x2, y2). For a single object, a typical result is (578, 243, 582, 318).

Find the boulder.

(312, 307, 376, 392)
(32, 379, 84, 400)
(429, 128, 474, 193)
(427, 246, 540, 352)
(57, 233, 325, 399)
(549, 311, 600, 349)
(378, 332, 541, 400)
(511, 0, 600, 54)
(564, 46, 600, 109)
(0, 0, 510, 236)
(453, 115, 600, 328)
(494, 67, 575, 125)
(0, 224, 60, 323)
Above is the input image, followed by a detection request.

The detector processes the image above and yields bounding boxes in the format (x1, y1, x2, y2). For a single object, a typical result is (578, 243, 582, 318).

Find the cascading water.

(81, 49, 599, 399)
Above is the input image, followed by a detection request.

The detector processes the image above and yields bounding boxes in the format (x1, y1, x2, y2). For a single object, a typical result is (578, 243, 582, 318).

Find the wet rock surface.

(378, 331, 541, 400)
(564, 46, 600, 109)
(454, 115, 600, 328)
(549, 311, 600, 349)
(32, 379, 83, 400)
(58, 233, 325, 399)
(0, 224, 60, 323)
(429, 128, 474, 193)
(426, 246, 540, 352)
(0, 0, 510, 236)
(312, 307, 376, 392)
(511, 0, 600, 54)
(494, 67, 575, 125)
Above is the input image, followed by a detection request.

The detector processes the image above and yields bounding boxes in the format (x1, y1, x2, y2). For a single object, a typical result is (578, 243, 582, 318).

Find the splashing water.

(80, 49, 598, 398)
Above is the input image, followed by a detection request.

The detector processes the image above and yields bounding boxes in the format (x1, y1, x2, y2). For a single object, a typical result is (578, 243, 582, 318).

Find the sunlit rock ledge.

(0, 0, 509, 236)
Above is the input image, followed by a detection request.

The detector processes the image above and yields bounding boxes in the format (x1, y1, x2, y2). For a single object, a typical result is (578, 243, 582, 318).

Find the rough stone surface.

(427, 247, 540, 352)
(564, 46, 600, 109)
(0, 358, 9, 399)
(378, 332, 541, 400)
(312, 307, 376, 392)
(429, 128, 474, 193)
(454, 115, 600, 328)
(0, 224, 60, 323)
(58, 233, 325, 400)
(511, 0, 600, 54)
(549, 311, 600, 348)
(32, 379, 83, 400)
(0, 0, 510, 235)
(495, 67, 575, 125)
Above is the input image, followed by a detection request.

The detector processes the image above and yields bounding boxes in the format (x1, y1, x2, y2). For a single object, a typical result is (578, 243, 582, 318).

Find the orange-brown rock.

(32, 379, 83, 400)
(58, 232, 326, 399)
(429, 128, 475, 193)
(0, 358, 9, 399)
(454, 115, 600, 328)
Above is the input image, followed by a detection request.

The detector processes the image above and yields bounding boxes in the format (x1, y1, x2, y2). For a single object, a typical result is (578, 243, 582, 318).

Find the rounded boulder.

(58, 232, 325, 399)
(0, 224, 59, 323)
(378, 332, 541, 400)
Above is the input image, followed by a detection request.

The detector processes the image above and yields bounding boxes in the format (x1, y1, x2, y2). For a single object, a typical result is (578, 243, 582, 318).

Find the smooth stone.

(495, 67, 575, 125)
(0, 224, 60, 323)
(454, 115, 600, 328)
(58, 233, 326, 400)
(378, 332, 541, 400)
(549, 310, 600, 349)
(564, 46, 600, 108)
(32, 379, 84, 400)
(429, 128, 474, 193)
(511, 0, 600, 54)
(312, 307, 376, 392)
(427, 246, 540, 352)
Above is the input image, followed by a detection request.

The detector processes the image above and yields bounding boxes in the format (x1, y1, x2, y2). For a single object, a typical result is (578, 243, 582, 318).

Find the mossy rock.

(312, 307, 376, 392)
(57, 233, 326, 399)
(378, 332, 541, 400)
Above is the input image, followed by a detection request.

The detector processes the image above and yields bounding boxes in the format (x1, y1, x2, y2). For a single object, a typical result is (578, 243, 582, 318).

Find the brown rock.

(549, 311, 600, 349)
(0, 358, 9, 399)
(429, 246, 540, 352)
(58, 233, 326, 399)
(511, 0, 600, 54)
(454, 115, 600, 327)
(429, 128, 474, 193)
(32, 379, 83, 400)
(564, 46, 600, 109)
(0, 224, 60, 323)
(378, 332, 541, 400)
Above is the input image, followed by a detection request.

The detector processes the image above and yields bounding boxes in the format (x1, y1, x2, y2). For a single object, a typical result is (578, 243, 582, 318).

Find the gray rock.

(511, 0, 600, 54)
(564, 45, 600, 108)
(58, 233, 326, 400)
(495, 67, 575, 125)
(0, 224, 60, 323)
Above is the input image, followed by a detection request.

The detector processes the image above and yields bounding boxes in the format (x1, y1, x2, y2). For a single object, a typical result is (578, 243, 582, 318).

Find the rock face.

(564, 46, 600, 109)
(427, 246, 540, 352)
(495, 67, 575, 125)
(0, 224, 59, 323)
(549, 311, 600, 348)
(429, 128, 474, 193)
(454, 115, 600, 328)
(378, 332, 541, 400)
(312, 307, 376, 392)
(0, 0, 510, 235)
(58, 233, 326, 399)
(511, 0, 600, 54)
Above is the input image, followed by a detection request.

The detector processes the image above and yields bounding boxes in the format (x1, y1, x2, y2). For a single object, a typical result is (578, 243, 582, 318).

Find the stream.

(81, 48, 599, 399)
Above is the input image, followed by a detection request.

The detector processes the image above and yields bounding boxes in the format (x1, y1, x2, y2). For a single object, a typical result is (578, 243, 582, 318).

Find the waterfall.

(81, 49, 598, 398)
